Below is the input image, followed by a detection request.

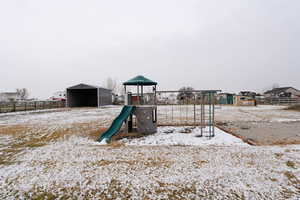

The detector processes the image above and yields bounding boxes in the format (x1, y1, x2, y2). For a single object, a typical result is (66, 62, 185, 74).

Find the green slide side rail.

(97, 106, 134, 143)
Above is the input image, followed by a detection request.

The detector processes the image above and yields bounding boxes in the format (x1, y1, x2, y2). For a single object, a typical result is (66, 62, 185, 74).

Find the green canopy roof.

(123, 75, 157, 86)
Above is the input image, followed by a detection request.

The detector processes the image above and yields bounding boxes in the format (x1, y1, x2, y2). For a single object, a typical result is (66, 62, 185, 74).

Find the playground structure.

(98, 75, 220, 143)
(98, 75, 158, 143)
(155, 90, 220, 137)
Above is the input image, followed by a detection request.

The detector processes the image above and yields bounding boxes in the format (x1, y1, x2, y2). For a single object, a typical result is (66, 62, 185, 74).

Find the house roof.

(264, 87, 297, 94)
(218, 93, 234, 95)
(67, 83, 111, 91)
(123, 75, 157, 86)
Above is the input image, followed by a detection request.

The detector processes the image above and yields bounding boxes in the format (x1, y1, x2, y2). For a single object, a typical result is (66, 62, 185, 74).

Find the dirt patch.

(285, 105, 300, 112)
(218, 121, 300, 146)
(107, 141, 126, 148)
(286, 161, 297, 169)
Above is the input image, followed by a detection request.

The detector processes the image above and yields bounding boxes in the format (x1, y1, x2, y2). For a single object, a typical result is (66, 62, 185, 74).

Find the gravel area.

(216, 106, 300, 145)
(218, 121, 300, 145)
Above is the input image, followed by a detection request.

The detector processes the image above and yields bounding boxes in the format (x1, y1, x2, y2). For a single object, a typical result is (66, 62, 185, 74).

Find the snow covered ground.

(0, 106, 121, 126)
(0, 136, 299, 199)
(0, 105, 300, 199)
(157, 105, 300, 125)
(122, 126, 247, 146)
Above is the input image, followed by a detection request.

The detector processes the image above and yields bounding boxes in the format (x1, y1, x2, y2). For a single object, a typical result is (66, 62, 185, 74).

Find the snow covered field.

(1, 137, 299, 199)
(0, 105, 300, 199)
(156, 105, 300, 125)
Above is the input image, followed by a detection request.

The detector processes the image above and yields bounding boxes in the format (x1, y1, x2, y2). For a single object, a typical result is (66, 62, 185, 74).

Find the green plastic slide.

(97, 106, 134, 143)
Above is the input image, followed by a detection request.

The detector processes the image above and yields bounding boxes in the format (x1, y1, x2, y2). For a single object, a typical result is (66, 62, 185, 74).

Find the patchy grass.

(25, 143, 46, 148)
(2, 107, 300, 199)
(270, 177, 278, 182)
(284, 104, 300, 112)
(246, 160, 256, 166)
(22, 188, 58, 200)
(193, 160, 208, 168)
(90, 157, 173, 168)
(172, 144, 189, 147)
(0, 157, 16, 166)
(0, 121, 107, 167)
(283, 171, 300, 194)
(272, 141, 300, 146)
(143, 157, 173, 168)
(286, 161, 297, 169)
(73, 122, 107, 140)
(0, 125, 32, 136)
(91, 160, 115, 166)
(275, 153, 284, 159)
(108, 141, 125, 148)
(284, 171, 297, 180)
(18, 180, 199, 200)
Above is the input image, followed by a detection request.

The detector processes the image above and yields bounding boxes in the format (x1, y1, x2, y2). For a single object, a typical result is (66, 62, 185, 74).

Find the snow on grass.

(0, 136, 300, 199)
(1, 106, 300, 198)
(0, 107, 122, 166)
(0, 106, 122, 126)
(122, 126, 247, 146)
(0, 135, 13, 152)
(157, 105, 300, 125)
(1, 105, 299, 127)
(0, 134, 13, 144)
(0, 108, 64, 117)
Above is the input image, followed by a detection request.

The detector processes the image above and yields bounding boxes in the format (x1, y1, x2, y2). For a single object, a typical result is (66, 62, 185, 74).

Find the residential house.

(264, 87, 300, 98)
(0, 92, 19, 102)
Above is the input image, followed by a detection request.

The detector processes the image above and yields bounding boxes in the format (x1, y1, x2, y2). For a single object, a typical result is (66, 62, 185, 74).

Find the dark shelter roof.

(123, 75, 157, 86)
(67, 83, 111, 91)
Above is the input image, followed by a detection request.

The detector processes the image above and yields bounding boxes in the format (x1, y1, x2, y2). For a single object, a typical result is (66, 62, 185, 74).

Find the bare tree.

(272, 83, 280, 89)
(177, 87, 195, 101)
(105, 77, 118, 94)
(16, 88, 29, 100)
(262, 83, 280, 93)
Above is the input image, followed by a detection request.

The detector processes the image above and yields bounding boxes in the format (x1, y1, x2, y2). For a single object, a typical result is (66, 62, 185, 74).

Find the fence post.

(24, 102, 27, 111)
(13, 102, 16, 112)
(193, 95, 196, 125)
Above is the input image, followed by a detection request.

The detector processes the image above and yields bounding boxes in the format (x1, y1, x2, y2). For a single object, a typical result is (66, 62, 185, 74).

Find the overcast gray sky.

(0, 0, 299, 98)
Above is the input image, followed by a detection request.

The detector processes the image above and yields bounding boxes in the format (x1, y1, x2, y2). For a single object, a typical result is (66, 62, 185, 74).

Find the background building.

(0, 92, 19, 102)
(264, 87, 300, 98)
(218, 93, 234, 105)
(66, 84, 112, 107)
(50, 91, 66, 101)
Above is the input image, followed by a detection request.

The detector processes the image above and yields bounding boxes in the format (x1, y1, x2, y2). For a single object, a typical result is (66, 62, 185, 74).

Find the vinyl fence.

(257, 97, 300, 105)
(0, 101, 66, 113)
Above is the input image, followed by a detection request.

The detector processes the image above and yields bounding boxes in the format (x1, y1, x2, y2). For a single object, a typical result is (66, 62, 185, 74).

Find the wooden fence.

(0, 101, 66, 113)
